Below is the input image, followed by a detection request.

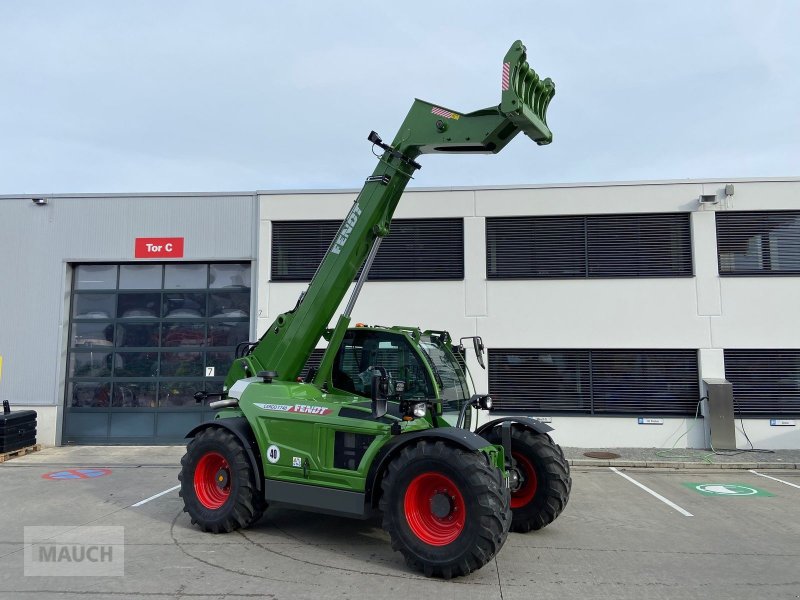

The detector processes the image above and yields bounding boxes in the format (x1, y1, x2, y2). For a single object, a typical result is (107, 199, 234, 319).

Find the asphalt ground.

(0, 447, 799, 600)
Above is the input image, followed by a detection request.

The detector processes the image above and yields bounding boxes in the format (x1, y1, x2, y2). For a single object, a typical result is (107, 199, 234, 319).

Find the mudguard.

(475, 416, 554, 437)
(365, 427, 491, 507)
(185, 417, 264, 492)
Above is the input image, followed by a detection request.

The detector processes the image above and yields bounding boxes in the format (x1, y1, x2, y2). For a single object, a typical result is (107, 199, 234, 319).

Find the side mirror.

(473, 336, 486, 370)
(369, 366, 389, 419)
(460, 336, 486, 370)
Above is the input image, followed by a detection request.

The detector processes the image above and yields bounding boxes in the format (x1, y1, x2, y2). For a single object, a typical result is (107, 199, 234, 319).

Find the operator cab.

(329, 326, 474, 422)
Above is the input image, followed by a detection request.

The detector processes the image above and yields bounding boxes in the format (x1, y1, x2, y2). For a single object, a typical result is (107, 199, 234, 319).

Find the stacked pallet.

(1, 401, 37, 458)
(0, 444, 42, 463)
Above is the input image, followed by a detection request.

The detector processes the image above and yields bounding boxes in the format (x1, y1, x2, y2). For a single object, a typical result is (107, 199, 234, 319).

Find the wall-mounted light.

(31, 197, 48, 206)
(699, 194, 719, 205)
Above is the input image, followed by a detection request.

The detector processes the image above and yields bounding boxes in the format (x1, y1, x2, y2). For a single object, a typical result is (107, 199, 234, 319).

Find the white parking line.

(131, 484, 181, 507)
(748, 470, 800, 490)
(609, 467, 694, 517)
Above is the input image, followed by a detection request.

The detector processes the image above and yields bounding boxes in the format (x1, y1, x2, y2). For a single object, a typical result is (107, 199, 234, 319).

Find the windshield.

(419, 335, 471, 414)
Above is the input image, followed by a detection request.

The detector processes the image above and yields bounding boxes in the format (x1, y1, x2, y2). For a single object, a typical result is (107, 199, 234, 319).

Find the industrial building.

(1, 177, 798, 449)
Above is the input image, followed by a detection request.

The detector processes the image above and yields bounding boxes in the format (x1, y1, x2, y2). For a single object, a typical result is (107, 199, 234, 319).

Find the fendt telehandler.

(179, 40, 571, 578)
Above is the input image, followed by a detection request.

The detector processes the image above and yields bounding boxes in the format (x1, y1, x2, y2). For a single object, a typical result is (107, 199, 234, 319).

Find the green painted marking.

(684, 483, 774, 497)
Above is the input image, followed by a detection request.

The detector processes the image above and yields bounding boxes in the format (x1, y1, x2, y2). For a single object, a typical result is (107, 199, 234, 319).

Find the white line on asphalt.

(748, 469, 800, 490)
(131, 484, 181, 507)
(609, 467, 694, 517)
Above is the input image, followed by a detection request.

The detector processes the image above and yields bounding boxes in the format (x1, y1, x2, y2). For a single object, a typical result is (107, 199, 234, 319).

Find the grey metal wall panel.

(0, 194, 256, 407)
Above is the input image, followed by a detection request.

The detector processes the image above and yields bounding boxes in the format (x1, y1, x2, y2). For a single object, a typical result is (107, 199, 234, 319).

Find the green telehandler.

(179, 40, 571, 579)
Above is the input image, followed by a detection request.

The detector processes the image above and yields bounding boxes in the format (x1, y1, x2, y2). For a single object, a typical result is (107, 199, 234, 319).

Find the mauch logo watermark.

(24, 526, 124, 576)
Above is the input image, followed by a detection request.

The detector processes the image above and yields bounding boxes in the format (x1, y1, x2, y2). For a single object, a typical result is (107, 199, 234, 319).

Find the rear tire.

(485, 426, 571, 532)
(379, 440, 510, 579)
(179, 427, 266, 533)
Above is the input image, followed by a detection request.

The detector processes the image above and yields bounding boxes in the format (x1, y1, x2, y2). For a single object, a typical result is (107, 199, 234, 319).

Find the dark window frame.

(488, 348, 700, 416)
(717, 211, 800, 276)
(486, 213, 694, 280)
(271, 218, 464, 282)
(724, 350, 800, 416)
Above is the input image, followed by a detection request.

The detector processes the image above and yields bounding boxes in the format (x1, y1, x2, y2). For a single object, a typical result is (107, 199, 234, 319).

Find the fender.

(365, 427, 492, 507)
(185, 417, 264, 492)
(475, 416, 554, 437)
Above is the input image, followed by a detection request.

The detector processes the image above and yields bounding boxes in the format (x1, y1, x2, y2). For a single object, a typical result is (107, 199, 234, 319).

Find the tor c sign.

(135, 237, 184, 259)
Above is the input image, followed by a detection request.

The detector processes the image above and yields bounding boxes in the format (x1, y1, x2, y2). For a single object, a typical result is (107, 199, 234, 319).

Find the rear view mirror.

(473, 337, 485, 369)
(369, 366, 389, 418)
(459, 336, 486, 369)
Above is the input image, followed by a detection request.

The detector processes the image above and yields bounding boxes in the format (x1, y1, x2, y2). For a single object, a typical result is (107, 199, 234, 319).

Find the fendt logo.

(330, 204, 363, 255)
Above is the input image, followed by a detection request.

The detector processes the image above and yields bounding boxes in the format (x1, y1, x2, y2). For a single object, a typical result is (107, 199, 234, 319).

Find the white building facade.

(260, 178, 800, 450)
(2, 177, 799, 449)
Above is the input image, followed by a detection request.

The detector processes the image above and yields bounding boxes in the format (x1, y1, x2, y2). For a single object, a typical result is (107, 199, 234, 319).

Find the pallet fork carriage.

(179, 41, 571, 579)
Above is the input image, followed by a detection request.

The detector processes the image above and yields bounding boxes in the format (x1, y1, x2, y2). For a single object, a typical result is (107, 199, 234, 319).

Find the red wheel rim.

(404, 472, 466, 546)
(194, 451, 231, 509)
(511, 452, 538, 509)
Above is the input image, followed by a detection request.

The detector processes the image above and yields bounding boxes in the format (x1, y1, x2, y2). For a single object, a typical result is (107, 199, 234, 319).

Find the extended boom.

(224, 40, 555, 391)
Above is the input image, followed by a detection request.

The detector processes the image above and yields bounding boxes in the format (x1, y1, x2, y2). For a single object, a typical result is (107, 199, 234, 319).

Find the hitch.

(390, 40, 555, 159)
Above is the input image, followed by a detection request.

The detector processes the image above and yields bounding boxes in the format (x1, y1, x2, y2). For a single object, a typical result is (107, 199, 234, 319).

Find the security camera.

(31, 197, 48, 206)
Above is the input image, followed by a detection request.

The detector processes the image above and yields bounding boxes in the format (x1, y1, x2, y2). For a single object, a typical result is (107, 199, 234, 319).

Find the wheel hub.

(404, 472, 466, 546)
(510, 452, 538, 509)
(215, 468, 229, 489)
(194, 451, 232, 510)
(508, 468, 522, 492)
(429, 491, 453, 518)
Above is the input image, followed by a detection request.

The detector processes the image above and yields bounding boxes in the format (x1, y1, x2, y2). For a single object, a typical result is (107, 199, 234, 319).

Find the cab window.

(333, 330, 433, 399)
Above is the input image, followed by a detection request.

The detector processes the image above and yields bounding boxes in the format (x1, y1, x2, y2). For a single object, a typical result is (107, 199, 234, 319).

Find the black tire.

(485, 426, 571, 533)
(179, 427, 266, 533)
(379, 440, 511, 579)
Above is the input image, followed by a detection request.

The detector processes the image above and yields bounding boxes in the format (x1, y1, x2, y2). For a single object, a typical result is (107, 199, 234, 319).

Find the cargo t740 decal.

(254, 403, 332, 416)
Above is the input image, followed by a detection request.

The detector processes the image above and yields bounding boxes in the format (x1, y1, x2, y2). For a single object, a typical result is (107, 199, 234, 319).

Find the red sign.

(135, 237, 184, 259)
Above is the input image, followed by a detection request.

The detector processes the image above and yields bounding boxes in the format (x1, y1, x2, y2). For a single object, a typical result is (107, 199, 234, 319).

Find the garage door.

(63, 262, 252, 444)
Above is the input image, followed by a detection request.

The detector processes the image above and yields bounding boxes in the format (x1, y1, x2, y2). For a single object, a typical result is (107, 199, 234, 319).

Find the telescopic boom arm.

(224, 40, 555, 391)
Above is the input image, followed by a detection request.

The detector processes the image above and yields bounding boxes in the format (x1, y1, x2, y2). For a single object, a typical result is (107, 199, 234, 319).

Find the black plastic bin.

(1, 401, 37, 453)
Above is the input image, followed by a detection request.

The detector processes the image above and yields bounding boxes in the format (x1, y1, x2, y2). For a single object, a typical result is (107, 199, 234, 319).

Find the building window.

(724, 350, 800, 415)
(486, 213, 693, 279)
(301, 348, 326, 379)
(717, 211, 800, 275)
(271, 218, 464, 281)
(65, 263, 251, 433)
(488, 349, 699, 415)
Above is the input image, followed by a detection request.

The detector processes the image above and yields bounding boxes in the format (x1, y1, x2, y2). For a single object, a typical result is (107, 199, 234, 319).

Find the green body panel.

(219, 325, 506, 491)
(231, 377, 428, 492)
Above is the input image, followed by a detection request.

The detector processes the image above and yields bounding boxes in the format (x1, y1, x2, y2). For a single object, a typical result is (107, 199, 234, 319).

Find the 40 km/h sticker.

(266, 445, 281, 464)
(684, 483, 774, 497)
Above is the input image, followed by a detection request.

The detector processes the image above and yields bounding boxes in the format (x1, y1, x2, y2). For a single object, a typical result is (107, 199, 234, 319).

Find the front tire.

(485, 426, 571, 532)
(379, 440, 511, 579)
(179, 427, 266, 533)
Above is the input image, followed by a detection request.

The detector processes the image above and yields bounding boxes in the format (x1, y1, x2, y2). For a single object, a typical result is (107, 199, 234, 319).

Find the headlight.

(479, 395, 493, 410)
(412, 402, 427, 418)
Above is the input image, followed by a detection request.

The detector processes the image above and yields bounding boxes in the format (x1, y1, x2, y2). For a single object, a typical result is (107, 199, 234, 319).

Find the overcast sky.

(1, 1, 798, 195)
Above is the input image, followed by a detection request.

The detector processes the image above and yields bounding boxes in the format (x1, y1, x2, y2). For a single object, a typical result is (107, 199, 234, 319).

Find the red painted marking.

(135, 237, 184, 259)
(42, 468, 112, 480)
(431, 106, 456, 119)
